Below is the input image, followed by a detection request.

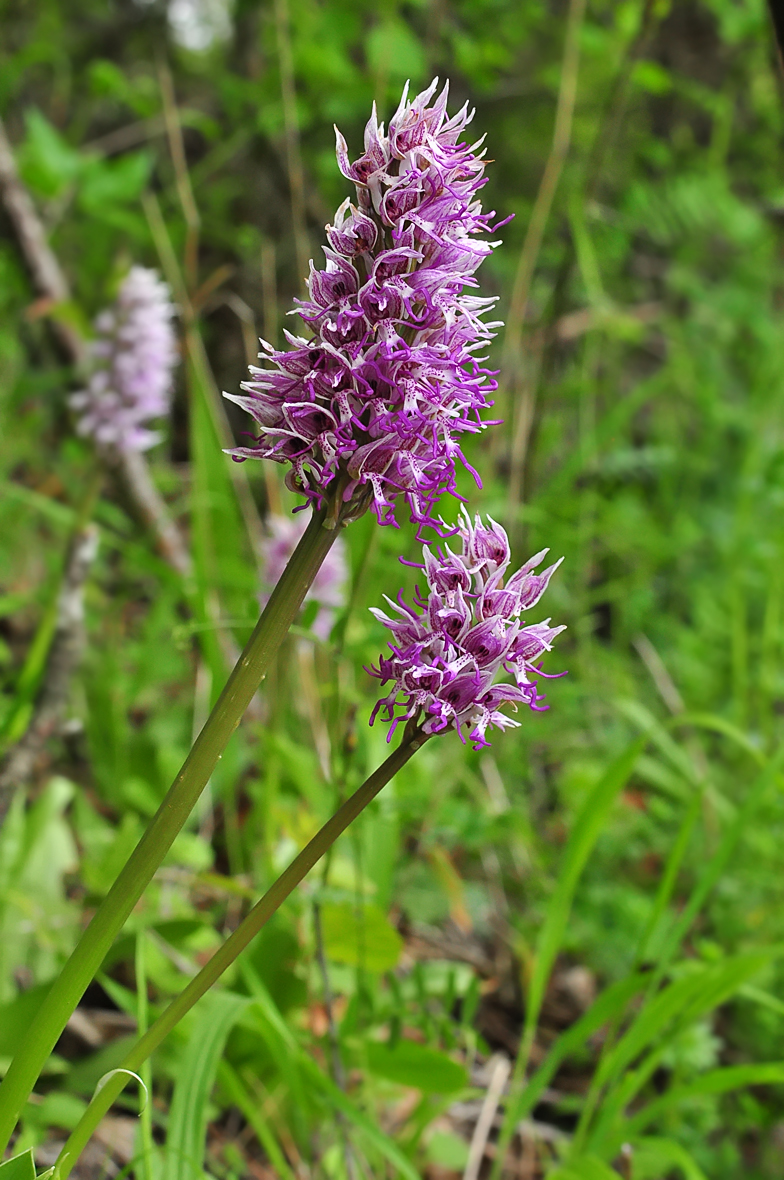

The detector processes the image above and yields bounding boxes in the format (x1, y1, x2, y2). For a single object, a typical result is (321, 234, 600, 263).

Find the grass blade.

(165, 990, 250, 1180)
(489, 739, 645, 1180)
(625, 1063, 784, 1139)
(547, 1155, 620, 1180)
(240, 961, 420, 1180)
(630, 1136, 708, 1179)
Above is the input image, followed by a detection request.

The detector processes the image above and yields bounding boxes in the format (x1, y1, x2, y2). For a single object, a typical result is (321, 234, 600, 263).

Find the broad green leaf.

(547, 1155, 618, 1180)
(78, 151, 153, 212)
(321, 901, 403, 972)
(0, 984, 50, 1057)
(631, 1136, 708, 1180)
(0, 1150, 35, 1179)
(19, 109, 83, 198)
(365, 1039, 467, 1093)
(165, 990, 250, 1180)
(365, 20, 426, 84)
(25, 1090, 87, 1132)
(426, 1130, 470, 1170)
(738, 983, 784, 1016)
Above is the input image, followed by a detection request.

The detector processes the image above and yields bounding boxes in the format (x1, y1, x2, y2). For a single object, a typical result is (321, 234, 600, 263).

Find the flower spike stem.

(54, 724, 429, 1180)
(0, 506, 341, 1154)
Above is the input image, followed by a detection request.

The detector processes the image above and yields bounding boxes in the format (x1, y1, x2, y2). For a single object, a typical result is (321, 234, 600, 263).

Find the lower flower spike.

(367, 510, 566, 749)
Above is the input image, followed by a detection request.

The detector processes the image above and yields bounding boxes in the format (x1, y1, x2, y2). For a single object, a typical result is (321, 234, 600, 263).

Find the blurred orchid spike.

(225, 78, 506, 534)
(261, 512, 348, 640)
(367, 511, 566, 750)
(69, 267, 178, 453)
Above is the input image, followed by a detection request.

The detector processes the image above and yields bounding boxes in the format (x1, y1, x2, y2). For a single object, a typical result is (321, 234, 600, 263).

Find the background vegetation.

(2, 0, 784, 1176)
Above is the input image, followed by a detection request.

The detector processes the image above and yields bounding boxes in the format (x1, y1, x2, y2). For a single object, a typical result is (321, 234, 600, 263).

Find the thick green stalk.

(54, 725, 428, 1179)
(0, 507, 339, 1153)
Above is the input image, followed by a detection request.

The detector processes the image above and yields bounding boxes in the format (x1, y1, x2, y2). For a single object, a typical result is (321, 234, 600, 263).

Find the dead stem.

(274, 0, 310, 288)
(0, 525, 98, 819)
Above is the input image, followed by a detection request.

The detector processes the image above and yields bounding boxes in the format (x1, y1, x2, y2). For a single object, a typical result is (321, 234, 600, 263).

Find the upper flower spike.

(225, 79, 505, 534)
(69, 267, 178, 453)
(367, 511, 566, 750)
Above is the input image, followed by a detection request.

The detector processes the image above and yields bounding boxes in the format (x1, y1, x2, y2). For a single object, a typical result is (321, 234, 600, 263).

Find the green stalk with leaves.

(0, 506, 341, 1152)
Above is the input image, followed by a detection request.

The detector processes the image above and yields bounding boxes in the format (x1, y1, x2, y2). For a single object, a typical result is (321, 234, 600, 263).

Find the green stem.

(0, 506, 340, 1154)
(55, 725, 428, 1179)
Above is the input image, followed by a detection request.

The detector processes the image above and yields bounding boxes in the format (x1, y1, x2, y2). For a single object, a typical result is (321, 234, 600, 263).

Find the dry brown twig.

(503, 0, 587, 517)
(273, 0, 310, 288)
(0, 112, 192, 578)
(463, 1054, 512, 1180)
(0, 526, 99, 819)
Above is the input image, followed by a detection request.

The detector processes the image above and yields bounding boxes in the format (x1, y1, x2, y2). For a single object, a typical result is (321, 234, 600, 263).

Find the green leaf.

(365, 20, 426, 85)
(365, 1039, 467, 1093)
(0, 984, 50, 1057)
(24, 1090, 87, 1132)
(500, 974, 647, 1131)
(188, 338, 258, 693)
(426, 1130, 470, 1170)
(589, 952, 779, 1155)
(655, 750, 784, 974)
(240, 963, 420, 1180)
(524, 739, 645, 1040)
(19, 109, 82, 198)
(670, 713, 766, 766)
(626, 1063, 784, 1138)
(547, 1155, 619, 1180)
(595, 954, 773, 1093)
(216, 1062, 298, 1180)
(165, 990, 250, 1180)
(0, 1150, 36, 1179)
(321, 901, 403, 973)
(78, 151, 153, 214)
(631, 1136, 708, 1180)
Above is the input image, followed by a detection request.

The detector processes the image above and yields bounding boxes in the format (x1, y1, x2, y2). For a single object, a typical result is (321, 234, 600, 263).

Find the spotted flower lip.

(69, 267, 178, 454)
(225, 78, 505, 534)
(367, 511, 566, 750)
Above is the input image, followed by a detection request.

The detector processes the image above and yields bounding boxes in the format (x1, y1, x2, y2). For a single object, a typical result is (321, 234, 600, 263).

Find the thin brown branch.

(83, 114, 168, 157)
(158, 61, 201, 290)
(503, 0, 587, 366)
(0, 115, 191, 579)
(463, 1055, 512, 1180)
(502, 0, 587, 521)
(0, 115, 86, 363)
(0, 526, 99, 820)
(274, 0, 310, 287)
(312, 901, 360, 1180)
(113, 447, 192, 577)
(583, 0, 661, 201)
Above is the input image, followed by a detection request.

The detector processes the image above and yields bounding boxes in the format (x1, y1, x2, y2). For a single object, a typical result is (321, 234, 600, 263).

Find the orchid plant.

(0, 80, 564, 1175)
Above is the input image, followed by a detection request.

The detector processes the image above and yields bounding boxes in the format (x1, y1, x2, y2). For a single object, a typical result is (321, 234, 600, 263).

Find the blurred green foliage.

(3, 0, 784, 1175)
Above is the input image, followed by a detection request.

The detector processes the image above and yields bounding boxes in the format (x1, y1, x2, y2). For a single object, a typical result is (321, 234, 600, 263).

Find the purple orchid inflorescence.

(261, 512, 348, 641)
(70, 267, 178, 453)
(367, 512, 565, 750)
(225, 78, 505, 533)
